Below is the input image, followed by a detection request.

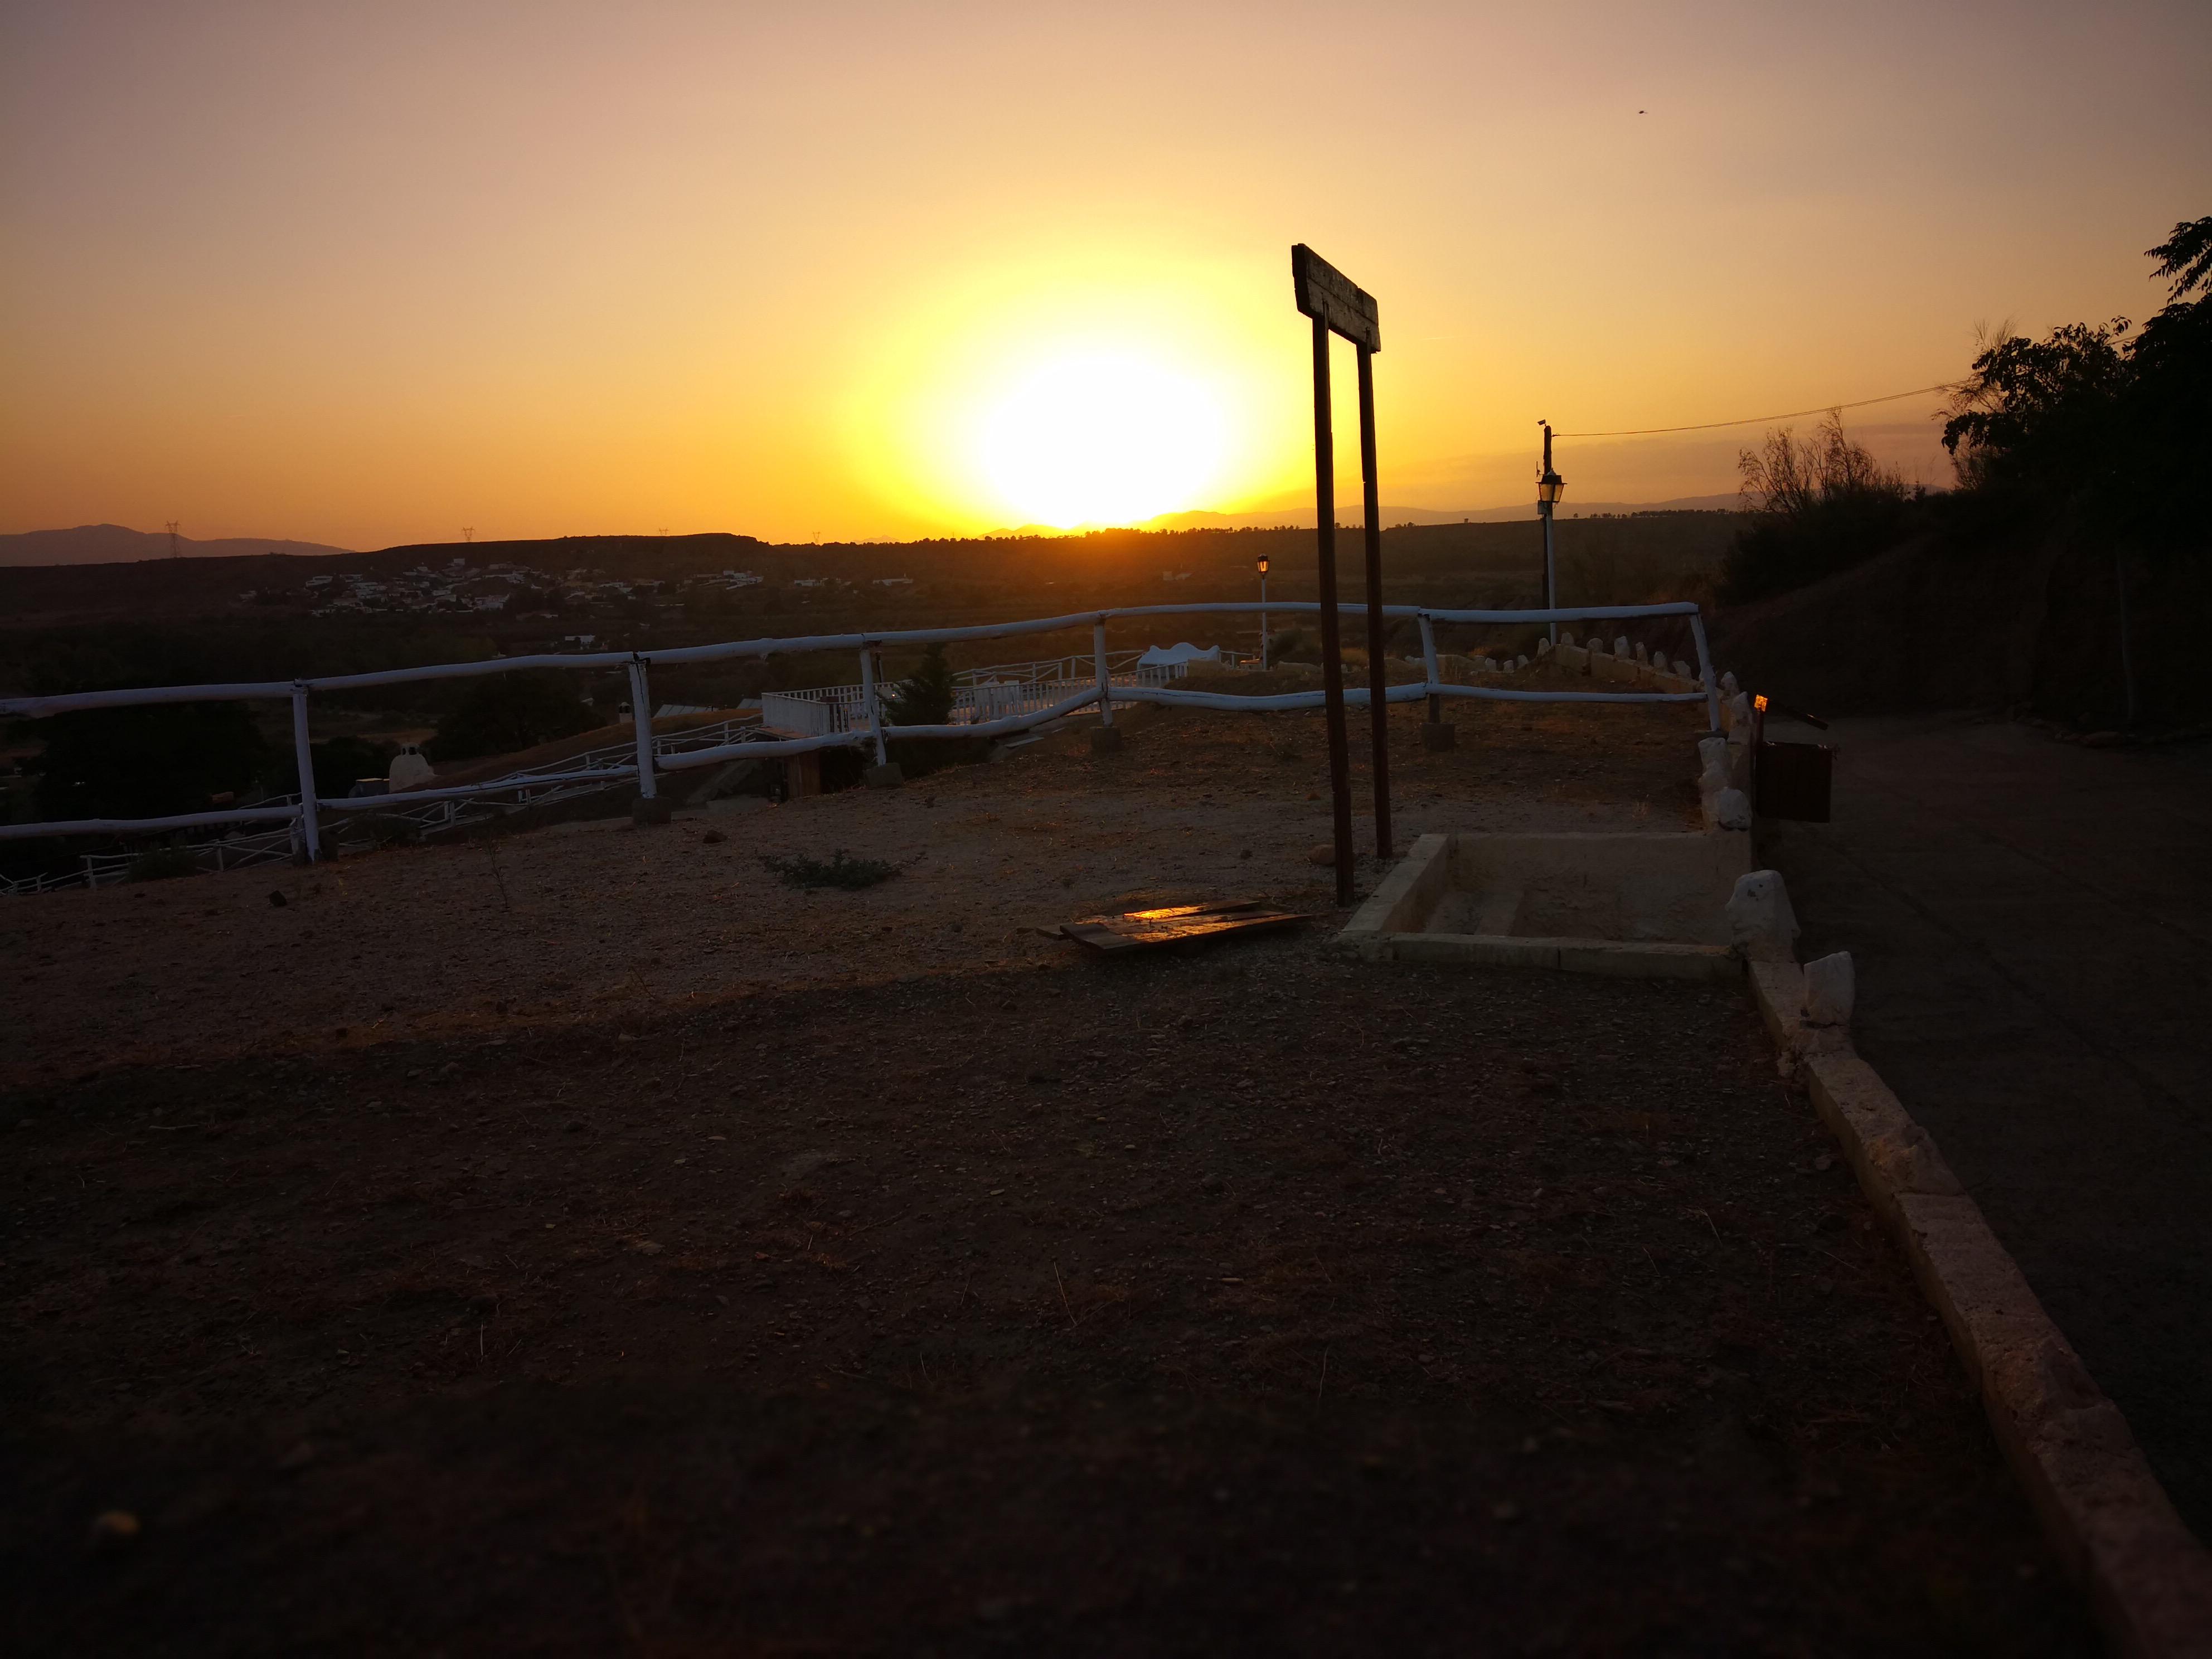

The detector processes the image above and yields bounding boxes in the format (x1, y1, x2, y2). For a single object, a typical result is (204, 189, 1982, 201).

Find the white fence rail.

(0, 601, 1720, 874)
(757, 651, 1208, 738)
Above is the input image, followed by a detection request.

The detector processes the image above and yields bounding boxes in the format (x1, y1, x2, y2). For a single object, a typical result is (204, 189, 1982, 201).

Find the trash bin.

(1750, 695, 1833, 822)
(1754, 739, 1833, 822)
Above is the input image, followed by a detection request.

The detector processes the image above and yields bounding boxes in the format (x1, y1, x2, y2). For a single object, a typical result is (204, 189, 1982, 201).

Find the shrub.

(760, 848, 900, 890)
(309, 734, 396, 798)
(880, 644, 1000, 778)
(880, 644, 956, 727)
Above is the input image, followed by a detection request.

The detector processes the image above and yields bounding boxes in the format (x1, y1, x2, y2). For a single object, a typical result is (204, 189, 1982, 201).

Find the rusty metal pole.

(1356, 345, 1393, 861)
(1310, 316, 1355, 906)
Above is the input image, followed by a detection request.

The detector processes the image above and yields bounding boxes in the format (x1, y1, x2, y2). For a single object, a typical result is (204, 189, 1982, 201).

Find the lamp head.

(1256, 554, 1270, 576)
(1536, 469, 1565, 507)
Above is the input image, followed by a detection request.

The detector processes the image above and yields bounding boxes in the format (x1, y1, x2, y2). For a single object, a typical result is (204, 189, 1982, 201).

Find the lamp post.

(1257, 552, 1270, 670)
(1536, 420, 1565, 644)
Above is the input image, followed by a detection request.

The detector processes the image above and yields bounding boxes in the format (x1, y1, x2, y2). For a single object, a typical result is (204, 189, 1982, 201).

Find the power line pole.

(166, 521, 182, 559)
(1536, 424, 1565, 644)
(462, 527, 474, 544)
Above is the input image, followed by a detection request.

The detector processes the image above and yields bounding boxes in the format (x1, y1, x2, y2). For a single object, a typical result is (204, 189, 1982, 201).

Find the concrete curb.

(1749, 964, 2212, 1658)
(1389, 932, 1738, 979)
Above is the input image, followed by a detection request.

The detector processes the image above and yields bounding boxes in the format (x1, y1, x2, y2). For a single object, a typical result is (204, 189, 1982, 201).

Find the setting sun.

(976, 351, 1229, 528)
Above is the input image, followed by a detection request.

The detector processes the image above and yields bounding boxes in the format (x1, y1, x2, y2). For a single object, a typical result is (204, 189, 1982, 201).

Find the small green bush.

(880, 644, 957, 727)
(760, 848, 900, 890)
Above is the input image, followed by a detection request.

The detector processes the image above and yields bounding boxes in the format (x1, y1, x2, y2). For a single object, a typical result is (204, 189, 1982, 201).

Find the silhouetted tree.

(1942, 321, 2133, 499)
(1937, 214, 2211, 722)
(1719, 414, 1917, 603)
(2116, 215, 2212, 551)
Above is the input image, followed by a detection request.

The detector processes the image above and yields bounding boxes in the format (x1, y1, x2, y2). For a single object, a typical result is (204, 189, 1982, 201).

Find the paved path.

(1761, 715, 2212, 1538)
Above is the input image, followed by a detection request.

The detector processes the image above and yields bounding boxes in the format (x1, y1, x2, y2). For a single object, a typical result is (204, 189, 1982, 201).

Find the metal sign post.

(1292, 243, 1389, 904)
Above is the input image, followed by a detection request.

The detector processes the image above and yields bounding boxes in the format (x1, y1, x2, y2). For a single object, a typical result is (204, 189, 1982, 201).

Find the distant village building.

(1137, 643, 1220, 676)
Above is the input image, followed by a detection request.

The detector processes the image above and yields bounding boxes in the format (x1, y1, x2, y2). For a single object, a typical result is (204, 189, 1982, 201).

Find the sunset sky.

(3, 1, 2206, 549)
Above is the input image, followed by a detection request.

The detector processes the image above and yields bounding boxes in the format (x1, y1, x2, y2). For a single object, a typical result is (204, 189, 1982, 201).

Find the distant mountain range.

(1, 499, 1742, 569)
(0, 523, 359, 568)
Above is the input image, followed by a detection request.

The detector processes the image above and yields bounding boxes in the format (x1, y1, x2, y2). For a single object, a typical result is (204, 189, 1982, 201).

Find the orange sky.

(3, 1, 2206, 549)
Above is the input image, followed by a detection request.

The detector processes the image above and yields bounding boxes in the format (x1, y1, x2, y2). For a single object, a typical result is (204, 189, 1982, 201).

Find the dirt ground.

(1, 695, 2094, 1654)
(0, 688, 1707, 1089)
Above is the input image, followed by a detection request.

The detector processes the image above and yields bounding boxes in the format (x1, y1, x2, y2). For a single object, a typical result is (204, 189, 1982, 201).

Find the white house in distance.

(1136, 643, 1222, 676)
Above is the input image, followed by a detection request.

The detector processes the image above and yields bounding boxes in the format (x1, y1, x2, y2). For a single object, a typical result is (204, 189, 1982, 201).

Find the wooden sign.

(1291, 244, 1381, 353)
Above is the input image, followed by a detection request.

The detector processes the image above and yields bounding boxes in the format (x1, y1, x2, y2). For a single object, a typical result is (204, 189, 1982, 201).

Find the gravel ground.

(1, 688, 1701, 1089)
(0, 692, 2093, 1653)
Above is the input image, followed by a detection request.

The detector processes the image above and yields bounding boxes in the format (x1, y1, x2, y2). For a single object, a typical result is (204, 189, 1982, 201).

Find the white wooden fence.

(0, 600, 1720, 870)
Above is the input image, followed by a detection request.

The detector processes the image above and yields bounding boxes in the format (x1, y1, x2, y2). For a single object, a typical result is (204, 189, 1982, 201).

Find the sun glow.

(975, 351, 1228, 528)
(838, 251, 1305, 537)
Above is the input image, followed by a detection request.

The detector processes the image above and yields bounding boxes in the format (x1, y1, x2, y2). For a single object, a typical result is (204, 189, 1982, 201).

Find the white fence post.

(1093, 620, 1113, 726)
(859, 646, 889, 764)
(627, 657, 657, 798)
(1686, 611, 1722, 733)
(1418, 613, 1442, 688)
(1417, 612, 1443, 722)
(289, 683, 322, 862)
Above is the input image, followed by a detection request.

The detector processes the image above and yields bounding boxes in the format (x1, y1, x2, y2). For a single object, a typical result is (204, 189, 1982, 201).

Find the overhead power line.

(1555, 381, 1961, 439)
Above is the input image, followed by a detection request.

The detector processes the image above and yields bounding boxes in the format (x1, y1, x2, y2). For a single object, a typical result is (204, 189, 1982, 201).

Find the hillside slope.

(1707, 524, 2208, 725)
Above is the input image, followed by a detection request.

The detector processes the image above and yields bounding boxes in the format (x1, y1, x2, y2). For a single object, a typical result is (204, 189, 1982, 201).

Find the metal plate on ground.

(1060, 900, 1309, 954)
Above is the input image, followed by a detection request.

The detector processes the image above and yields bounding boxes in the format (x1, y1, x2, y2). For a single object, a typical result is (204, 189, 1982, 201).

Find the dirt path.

(1762, 713, 2212, 1539)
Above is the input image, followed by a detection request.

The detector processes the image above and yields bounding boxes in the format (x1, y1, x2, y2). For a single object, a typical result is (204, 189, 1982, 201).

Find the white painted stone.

(1483, 657, 1500, 672)
(1613, 635, 1630, 657)
(1711, 787, 1753, 831)
(1587, 636, 1604, 653)
(1726, 869, 1799, 961)
(1536, 638, 1552, 654)
(1634, 642, 1650, 663)
(1720, 671, 1739, 696)
(1515, 654, 1530, 670)
(1803, 951, 1855, 1026)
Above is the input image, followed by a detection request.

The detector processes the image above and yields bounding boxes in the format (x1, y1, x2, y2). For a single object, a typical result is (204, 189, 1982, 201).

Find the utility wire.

(1555, 381, 1961, 439)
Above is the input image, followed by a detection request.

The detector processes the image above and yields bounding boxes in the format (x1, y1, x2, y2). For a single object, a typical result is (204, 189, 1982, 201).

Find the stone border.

(1749, 963, 2212, 1658)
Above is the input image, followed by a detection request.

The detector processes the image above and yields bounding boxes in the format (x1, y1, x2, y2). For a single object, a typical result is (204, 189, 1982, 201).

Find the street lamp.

(1536, 420, 1565, 644)
(1257, 552, 1271, 670)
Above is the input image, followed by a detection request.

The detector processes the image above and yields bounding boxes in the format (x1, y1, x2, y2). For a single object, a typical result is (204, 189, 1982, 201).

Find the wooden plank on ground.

(1059, 900, 1309, 954)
